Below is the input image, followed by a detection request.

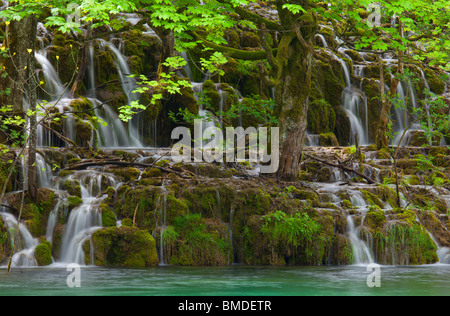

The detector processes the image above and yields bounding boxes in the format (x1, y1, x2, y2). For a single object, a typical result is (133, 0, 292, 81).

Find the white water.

(0, 207, 39, 268)
(305, 133, 320, 147)
(330, 50, 370, 145)
(156, 188, 168, 266)
(98, 39, 144, 148)
(35, 52, 66, 100)
(315, 34, 328, 48)
(346, 215, 374, 265)
(57, 170, 120, 265)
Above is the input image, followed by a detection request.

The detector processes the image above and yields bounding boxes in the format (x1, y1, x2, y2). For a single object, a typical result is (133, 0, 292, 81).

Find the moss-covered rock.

(162, 214, 231, 266)
(319, 132, 339, 146)
(100, 203, 116, 227)
(424, 68, 446, 95)
(115, 185, 161, 231)
(364, 206, 386, 232)
(87, 226, 159, 267)
(67, 196, 83, 209)
(35, 240, 53, 266)
(104, 166, 140, 182)
(202, 80, 221, 113)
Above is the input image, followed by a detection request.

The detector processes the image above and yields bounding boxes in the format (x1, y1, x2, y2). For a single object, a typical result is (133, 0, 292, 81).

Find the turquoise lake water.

(0, 264, 448, 296)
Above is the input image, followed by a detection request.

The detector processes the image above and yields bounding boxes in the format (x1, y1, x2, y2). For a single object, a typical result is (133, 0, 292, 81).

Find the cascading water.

(35, 52, 66, 100)
(154, 187, 168, 266)
(0, 206, 39, 268)
(330, 50, 370, 145)
(345, 190, 375, 265)
(97, 39, 144, 148)
(55, 170, 121, 265)
(305, 132, 320, 147)
(346, 214, 374, 265)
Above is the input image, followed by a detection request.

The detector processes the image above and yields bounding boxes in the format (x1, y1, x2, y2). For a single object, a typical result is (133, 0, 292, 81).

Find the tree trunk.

(0, 15, 38, 199)
(376, 22, 404, 149)
(153, 27, 175, 75)
(274, 4, 316, 180)
(69, 27, 91, 98)
(27, 45, 39, 201)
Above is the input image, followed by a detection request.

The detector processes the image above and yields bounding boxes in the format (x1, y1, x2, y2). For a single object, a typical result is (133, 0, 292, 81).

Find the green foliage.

(200, 52, 228, 82)
(121, 56, 192, 122)
(261, 210, 320, 249)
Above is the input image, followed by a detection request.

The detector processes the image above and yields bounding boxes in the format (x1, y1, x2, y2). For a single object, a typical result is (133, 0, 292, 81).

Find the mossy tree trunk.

(0, 15, 38, 199)
(376, 22, 404, 150)
(273, 2, 317, 180)
(197, 1, 317, 180)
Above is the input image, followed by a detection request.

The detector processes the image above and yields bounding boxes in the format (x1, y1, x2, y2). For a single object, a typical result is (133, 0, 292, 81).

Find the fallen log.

(303, 153, 377, 184)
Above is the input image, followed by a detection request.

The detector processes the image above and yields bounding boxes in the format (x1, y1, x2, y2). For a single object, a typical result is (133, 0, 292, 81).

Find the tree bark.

(0, 15, 38, 199)
(376, 22, 404, 149)
(274, 3, 316, 180)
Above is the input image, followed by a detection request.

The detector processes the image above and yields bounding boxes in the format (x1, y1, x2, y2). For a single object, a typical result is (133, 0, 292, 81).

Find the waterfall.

(191, 82, 219, 148)
(181, 51, 194, 81)
(98, 39, 144, 148)
(305, 132, 320, 147)
(426, 230, 450, 264)
(86, 43, 97, 99)
(45, 193, 69, 244)
(332, 51, 370, 145)
(58, 171, 119, 265)
(90, 98, 134, 148)
(342, 86, 369, 145)
(391, 82, 409, 146)
(0, 207, 39, 268)
(315, 34, 328, 48)
(156, 188, 168, 266)
(35, 52, 66, 100)
(36, 152, 53, 188)
(437, 247, 450, 264)
(346, 215, 374, 265)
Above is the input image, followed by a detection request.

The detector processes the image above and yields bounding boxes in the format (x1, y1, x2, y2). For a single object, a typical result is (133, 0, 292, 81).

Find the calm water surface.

(0, 264, 448, 296)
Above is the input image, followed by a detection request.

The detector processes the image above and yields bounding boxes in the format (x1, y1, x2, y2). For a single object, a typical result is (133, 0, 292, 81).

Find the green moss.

(181, 163, 233, 178)
(89, 226, 159, 267)
(364, 206, 386, 232)
(342, 199, 353, 209)
(121, 218, 133, 227)
(35, 241, 52, 266)
(0, 149, 17, 193)
(240, 31, 261, 48)
(116, 185, 161, 231)
(408, 175, 422, 185)
(307, 99, 336, 134)
(64, 179, 81, 197)
(105, 166, 140, 182)
(202, 80, 221, 112)
(424, 69, 446, 95)
(141, 167, 162, 178)
(155, 160, 170, 167)
(361, 190, 385, 208)
(165, 213, 231, 266)
(165, 194, 189, 224)
(372, 221, 438, 265)
(75, 120, 93, 147)
(377, 148, 391, 159)
(100, 203, 116, 227)
(319, 132, 339, 146)
(67, 196, 83, 208)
